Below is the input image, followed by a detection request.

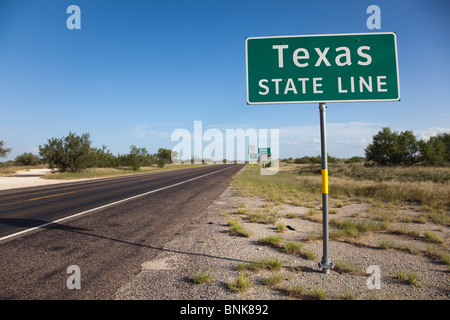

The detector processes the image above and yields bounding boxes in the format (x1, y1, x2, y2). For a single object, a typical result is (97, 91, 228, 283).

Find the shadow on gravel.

(73, 230, 257, 265)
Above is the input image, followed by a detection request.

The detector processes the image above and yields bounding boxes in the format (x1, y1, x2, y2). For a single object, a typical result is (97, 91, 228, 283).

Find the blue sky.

(1, 0, 449, 160)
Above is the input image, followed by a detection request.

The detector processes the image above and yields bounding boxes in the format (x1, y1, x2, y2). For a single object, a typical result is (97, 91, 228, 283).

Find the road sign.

(258, 148, 271, 155)
(248, 145, 256, 155)
(246, 32, 400, 104)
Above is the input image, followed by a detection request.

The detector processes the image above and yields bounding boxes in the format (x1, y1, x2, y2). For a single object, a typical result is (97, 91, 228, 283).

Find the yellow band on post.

(322, 169, 328, 194)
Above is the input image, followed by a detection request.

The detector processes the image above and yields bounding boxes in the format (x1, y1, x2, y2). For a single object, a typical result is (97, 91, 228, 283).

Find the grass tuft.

(258, 235, 283, 247)
(282, 241, 303, 254)
(424, 230, 445, 244)
(395, 271, 423, 287)
(276, 222, 287, 233)
(246, 212, 278, 224)
(334, 261, 365, 275)
(262, 273, 284, 288)
(191, 271, 214, 284)
(287, 284, 304, 299)
(238, 257, 284, 272)
(379, 239, 395, 250)
(229, 272, 252, 293)
(228, 220, 252, 237)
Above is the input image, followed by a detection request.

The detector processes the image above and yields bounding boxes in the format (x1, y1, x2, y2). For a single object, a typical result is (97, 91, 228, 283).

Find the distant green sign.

(245, 32, 400, 104)
(258, 148, 270, 155)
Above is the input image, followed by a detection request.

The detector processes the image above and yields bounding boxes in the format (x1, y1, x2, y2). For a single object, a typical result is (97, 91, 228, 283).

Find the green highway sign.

(258, 148, 270, 155)
(246, 32, 400, 104)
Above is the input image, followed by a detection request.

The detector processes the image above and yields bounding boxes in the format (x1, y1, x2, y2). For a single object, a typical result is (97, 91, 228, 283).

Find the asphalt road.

(0, 164, 243, 299)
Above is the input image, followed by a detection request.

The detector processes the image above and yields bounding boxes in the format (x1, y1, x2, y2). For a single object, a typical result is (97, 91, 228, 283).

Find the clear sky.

(1, 0, 449, 160)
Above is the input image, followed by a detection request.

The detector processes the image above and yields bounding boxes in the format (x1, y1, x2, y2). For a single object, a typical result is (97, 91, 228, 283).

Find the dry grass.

(228, 272, 252, 293)
(0, 167, 18, 176)
(191, 270, 214, 284)
(228, 220, 252, 237)
(233, 162, 450, 211)
(0, 165, 47, 176)
(231, 162, 450, 270)
(237, 257, 284, 272)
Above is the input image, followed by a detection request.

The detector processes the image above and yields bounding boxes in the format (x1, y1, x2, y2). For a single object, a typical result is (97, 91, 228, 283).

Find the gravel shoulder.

(0, 169, 78, 190)
(115, 184, 450, 300)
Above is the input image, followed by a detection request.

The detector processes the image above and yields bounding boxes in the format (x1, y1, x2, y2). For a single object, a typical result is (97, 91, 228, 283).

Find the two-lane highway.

(0, 164, 238, 240)
(0, 164, 243, 299)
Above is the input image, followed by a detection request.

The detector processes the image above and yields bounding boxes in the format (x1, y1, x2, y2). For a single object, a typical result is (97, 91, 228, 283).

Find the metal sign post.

(318, 103, 333, 274)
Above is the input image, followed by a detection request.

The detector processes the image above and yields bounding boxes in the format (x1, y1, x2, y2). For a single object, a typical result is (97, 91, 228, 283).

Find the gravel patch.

(115, 185, 449, 300)
(0, 169, 78, 190)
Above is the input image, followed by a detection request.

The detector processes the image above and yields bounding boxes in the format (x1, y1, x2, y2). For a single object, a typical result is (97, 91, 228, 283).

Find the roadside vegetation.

(217, 128, 449, 299)
(232, 129, 450, 212)
(231, 161, 449, 254)
(222, 160, 449, 298)
(37, 132, 177, 173)
(191, 270, 214, 285)
(233, 162, 449, 212)
(0, 133, 208, 178)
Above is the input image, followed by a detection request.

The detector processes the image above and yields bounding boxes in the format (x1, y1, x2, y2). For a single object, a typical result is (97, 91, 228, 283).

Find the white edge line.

(0, 165, 236, 242)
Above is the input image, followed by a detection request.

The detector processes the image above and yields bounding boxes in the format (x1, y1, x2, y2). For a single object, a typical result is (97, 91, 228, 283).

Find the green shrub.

(14, 152, 41, 166)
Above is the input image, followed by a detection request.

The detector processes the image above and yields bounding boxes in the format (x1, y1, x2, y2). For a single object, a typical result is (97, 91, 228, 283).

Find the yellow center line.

(27, 191, 76, 202)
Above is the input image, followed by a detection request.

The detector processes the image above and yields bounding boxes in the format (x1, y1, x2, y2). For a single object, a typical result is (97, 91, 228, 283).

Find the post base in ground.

(318, 259, 334, 274)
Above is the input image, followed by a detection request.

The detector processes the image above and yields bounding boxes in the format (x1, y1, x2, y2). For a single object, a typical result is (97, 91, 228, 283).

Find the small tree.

(365, 127, 419, 166)
(418, 133, 449, 166)
(156, 148, 178, 167)
(39, 132, 92, 172)
(125, 145, 149, 171)
(394, 130, 419, 165)
(0, 140, 12, 158)
(365, 127, 395, 165)
(157, 158, 166, 168)
(89, 145, 118, 168)
(156, 148, 173, 164)
(15, 152, 41, 166)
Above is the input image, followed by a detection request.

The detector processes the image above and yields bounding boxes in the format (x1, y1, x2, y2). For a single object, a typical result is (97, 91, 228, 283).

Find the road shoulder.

(0, 169, 84, 190)
(115, 184, 449, 300)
